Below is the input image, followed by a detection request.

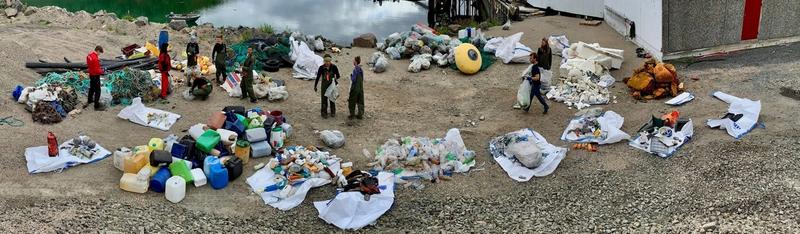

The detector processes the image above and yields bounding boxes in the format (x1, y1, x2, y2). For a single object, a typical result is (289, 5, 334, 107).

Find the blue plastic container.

(208, 164, 229, 190)
(203, 156, 220, 178)
(170, 142, 188, 159)
(149, 167, 172, 193)
(12, 85, 23, 101)
(158, 30, 169, 48)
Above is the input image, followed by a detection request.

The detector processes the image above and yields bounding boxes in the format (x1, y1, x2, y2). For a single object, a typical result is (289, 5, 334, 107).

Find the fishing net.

(34, 68, 157, 106)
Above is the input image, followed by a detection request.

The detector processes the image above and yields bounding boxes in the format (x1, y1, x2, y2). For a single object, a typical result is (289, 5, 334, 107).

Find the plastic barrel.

(158, 30, 169, 49)
(149, 167, 172, 193)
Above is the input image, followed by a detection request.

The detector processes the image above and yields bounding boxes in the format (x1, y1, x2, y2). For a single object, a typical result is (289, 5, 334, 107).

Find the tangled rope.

(34, 68, 157, 106)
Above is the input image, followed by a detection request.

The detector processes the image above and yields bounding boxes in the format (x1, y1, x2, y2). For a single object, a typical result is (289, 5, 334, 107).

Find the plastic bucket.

(270, 110, 284, 125)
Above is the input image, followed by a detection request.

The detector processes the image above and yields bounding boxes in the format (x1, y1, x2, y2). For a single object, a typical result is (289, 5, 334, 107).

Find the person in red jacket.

(158, 43, 171, 99)
(85, 46, 104, 110)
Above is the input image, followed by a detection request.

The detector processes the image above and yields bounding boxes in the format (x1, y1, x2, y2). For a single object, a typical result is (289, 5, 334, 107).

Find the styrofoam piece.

(165, 176, 186, 203)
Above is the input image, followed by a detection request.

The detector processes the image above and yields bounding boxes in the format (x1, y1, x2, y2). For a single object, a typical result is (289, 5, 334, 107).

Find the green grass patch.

(259, 24, 274, 35)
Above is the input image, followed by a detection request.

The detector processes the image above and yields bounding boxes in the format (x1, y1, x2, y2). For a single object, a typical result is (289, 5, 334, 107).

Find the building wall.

(604, 0, 663, 59)
(759, 0, 800, 40)
(662, 0, 744, 53)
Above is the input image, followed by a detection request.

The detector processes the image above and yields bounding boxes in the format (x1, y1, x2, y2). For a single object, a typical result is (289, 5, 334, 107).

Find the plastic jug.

(196, 130, 221, 153)
(169, 160, 193, 184)
(123, 151, 148, 174)
(250, 141, 272, 158)
(170, 142, 188, 159)
(148, 138, 165, 151)
(224, 156, 243, 181)
(216, 128, 238, 146)
(149, 150, 172, 167)
(245, 128, 267, 142)
(113, 147, 132, 171)
(165, 176, 186, 203)
(120, 167, 151, 193)
(190, 168, 207, 187)
(188, 123, 209, 140)
(150, 167, 171, 193)
(203, 156, 220, 177)
(234, 140, 251, 164)
(270, 126, 285, 148)
(207, 111, 226, 130)
(208, 164, 229, 190)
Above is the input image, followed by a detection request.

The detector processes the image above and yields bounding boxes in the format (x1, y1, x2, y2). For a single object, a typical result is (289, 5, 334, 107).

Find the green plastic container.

(196, 130, 221, 153)
(169, 160, 193, 184)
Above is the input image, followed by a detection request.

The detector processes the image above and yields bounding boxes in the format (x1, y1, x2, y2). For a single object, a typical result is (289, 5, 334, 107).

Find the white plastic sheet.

(665, 92, 695, 106)
(290, 37, 324, 80)
(494, 32, 533, 64)
(313, 172, 395, 230)
(629, 120, 694, 158)
(117, 97, 181, 131)
(489, 129, 568, 182)
(706, 91, 761, 139)
(548, 34, 570, 55)
(560, 111, 630, 144)
(246, 159, 341, 211)
(325, 82, 340, 101)
(25, 141, 112, 174)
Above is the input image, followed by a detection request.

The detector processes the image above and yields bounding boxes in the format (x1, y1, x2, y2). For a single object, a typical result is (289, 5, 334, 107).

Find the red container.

(270, 110, 284, 125)
(207, 111, 226, 130)
(47, 132, 58, 157)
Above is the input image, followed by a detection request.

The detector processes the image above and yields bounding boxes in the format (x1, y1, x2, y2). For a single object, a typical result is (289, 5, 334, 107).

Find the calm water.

(26, 0, 427, 44)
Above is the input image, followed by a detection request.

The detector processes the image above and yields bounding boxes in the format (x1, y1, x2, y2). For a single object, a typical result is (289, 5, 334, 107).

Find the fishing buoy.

(455, 43, 482, 75)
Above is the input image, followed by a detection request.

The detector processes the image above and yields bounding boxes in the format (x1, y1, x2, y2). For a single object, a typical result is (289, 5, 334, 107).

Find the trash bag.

(385, 47, 401, 60)
(320, 130, 345, 148)
(267, 85, 289, 101)
(182, 89, 196, 101)
(507, 140, 543, 168)
(314, 38, 325, 51)
(385, 32, 402, 48)
(99, 87, 112, 108)
(408, 54, 431, 73)
(483, 37, 504, 53)
(432, 53, 448, 67)
(290, 37, 324, 80)
(325, 82, 339, 101)
(495, 32, 532, 64)
(548, 34, 570, 55)
(374, 57, 388, 73)
(540, 68, 553, 93)
(516, 80, 532, 108)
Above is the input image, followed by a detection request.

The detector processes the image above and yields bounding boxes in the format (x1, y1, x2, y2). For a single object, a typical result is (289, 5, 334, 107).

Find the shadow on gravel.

(780, 87, 800, 101)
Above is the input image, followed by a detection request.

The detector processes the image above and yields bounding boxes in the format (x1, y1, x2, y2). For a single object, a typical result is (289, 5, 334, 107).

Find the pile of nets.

(33, 68, 158, 106)
(230, 35, 295, 72)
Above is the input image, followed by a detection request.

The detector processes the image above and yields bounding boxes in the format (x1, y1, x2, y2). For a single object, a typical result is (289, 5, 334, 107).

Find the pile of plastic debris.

(29, 68, 159, 106)
(378, 24, 495, 73)
(548, 41, 623, 109)
(365, 128, 476, 189)
(629, 111, 694, 158)
(560, 108, 630, 145)
(247, 145, 347, 210)
(488, 128, 567, 182)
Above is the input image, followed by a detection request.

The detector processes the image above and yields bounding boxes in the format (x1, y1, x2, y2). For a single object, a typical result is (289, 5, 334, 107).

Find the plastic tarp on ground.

(560, 110, 630, 144)
(290, 37, 324, 80)
(483, 32, 532, 64)
(313, 172, 395, 230)
(246, 159, 341, 211)
(629, 120, 694, 158)
(666, 92, 695, 106)
(706, 91, 762, 139)
(117, 97, 181, 131)
(25, 140, 111, 174)
(489, 129, 568, 182)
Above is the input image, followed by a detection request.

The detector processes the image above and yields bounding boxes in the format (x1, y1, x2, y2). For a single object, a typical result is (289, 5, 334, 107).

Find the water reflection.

(198, 0, 426, 45)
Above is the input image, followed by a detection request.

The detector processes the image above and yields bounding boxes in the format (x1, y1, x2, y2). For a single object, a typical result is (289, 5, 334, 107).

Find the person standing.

(85, 46, 104, 110)
(348, 56, 365, 119)
(158, 43, 171, 99)
(240, 46, 257, 103)
(522, 53, 549, 114)
(314, 54, 340, 118)
(212, 35, 227, 85)
(536, 37, 552, 70)
(185, 35, 200, 86)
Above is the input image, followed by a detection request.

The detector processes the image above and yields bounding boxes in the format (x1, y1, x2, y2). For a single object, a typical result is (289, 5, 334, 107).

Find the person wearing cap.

(84, 45, 104, 110)
(314, 54, 340, 118)
(348, 56, 365, 119)
(185, 34, 200, 86)
(240, 46, 257, 103)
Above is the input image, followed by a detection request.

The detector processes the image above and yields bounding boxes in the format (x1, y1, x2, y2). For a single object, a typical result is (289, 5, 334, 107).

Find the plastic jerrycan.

(124, 150, 149, 174)
(165, 176, 186, 203)
(169, 160, 193, 184)
(149, 167, 172, 193)
(120, 166, 151, 193)
(113, 147, 132, 171)
(234, 140, 251, 164)
(208, 164, 229, 190)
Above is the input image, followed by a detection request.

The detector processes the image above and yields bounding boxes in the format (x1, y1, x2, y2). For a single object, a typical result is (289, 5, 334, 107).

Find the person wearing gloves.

(521, 53, 549, 114)
(314, 54, 340, 118)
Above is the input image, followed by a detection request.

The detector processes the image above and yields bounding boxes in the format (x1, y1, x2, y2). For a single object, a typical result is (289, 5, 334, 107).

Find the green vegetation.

(38, 19, 51, 25)
(239, 29, 253, 41)
(259, 24, 274, 35)
(435, 25, 452, 35)
(121, 10, 135, 22)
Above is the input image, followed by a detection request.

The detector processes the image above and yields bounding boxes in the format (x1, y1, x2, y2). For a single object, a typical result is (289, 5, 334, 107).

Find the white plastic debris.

(706, 91, 761, 139)
(320, 130, 345, 148)
(489, 129, 568, 182)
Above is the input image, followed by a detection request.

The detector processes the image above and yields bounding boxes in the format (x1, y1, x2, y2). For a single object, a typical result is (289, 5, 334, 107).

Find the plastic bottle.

(165, 176, 186, 203)
(47, 132, 58, 157)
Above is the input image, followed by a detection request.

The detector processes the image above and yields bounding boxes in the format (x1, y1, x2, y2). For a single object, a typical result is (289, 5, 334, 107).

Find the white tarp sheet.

(25, 141, 112, 174)
(313, 172, 395, 230)
(290, 37, 324, 80)
(629, 120, 694, 158)
(665, 92, 695, 106)
(246, 159, 341, 211)
(489, 129, 568, 182)
(560, 110, 630, 144)
(706, 91, 761, 139)
(117, 97, 181, 131)
(488, 32, 533, 64)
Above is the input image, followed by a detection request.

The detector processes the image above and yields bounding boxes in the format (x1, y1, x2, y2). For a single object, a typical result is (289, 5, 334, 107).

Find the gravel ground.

(1, 6, 800, 233)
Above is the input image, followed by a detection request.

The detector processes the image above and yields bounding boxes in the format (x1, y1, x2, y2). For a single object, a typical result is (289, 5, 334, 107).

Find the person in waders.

(314, 54, 340, 119)
(348, 56, 365, 120)
(158, 43, 171, 99)
(85, 46, 104, 110)
(211, 35, 227, 85)
(240, 46, 257, 103)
